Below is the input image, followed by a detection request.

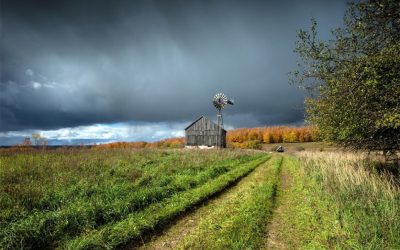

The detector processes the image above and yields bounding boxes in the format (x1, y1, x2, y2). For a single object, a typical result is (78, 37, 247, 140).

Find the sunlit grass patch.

(0, 149, 267, 249)
(281, 152, 400, 249)
(180, 156, 282, 250)
(63, 155, 270, 249)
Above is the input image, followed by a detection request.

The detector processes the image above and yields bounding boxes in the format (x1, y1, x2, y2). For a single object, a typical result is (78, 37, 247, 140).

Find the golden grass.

(296, 151, 400, 248)
(297, 151, 398, 198)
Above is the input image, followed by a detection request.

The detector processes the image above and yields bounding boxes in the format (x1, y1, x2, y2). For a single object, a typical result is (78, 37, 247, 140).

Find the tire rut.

(129, 155, 275, 250)
(263, 156, 293, 250)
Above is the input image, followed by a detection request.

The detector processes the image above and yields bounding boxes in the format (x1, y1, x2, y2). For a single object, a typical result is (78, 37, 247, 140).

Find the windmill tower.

(212, 93, 234, 148)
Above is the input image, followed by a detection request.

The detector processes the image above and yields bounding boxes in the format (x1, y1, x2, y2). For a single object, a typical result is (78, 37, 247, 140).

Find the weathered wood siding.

(185, 116, 226, 147)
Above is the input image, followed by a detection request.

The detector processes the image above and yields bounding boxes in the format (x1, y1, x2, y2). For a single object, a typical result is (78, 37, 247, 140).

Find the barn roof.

(184, 115, 226, 132)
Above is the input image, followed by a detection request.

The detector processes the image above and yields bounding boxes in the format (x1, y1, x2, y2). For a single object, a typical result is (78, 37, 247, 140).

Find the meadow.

(291, 152, 400, 248)
(0, 149, 268, 249)
(139, 151, 400, 250)
(1, 147, 399, 249)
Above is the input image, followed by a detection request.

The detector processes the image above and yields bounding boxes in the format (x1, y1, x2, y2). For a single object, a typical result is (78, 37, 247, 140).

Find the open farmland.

(0, 149, 268, 249)
(1, 148, 399, 249)
(137, 152, 400, 250)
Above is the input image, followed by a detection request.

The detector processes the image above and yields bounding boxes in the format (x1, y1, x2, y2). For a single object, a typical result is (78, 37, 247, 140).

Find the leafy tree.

(292, 0, 400, 161)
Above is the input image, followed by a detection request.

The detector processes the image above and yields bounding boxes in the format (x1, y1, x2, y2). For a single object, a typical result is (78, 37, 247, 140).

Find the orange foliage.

(93, 137, 185, 150)
(227, 126, 319, 146)
(3, 126, 318, 153)
(229, 140, 262, 149)
(4, 138, 36, 153)
(2, 145, 35, 153)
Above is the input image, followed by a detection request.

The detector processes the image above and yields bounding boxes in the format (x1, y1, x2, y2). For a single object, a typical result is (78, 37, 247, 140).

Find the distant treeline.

(3, 138, 186, 153)
(5, 126, 319, 152)
(94, 126, 319, 149)
(227, 126, 319, 149)
(93, 138, 186, 149)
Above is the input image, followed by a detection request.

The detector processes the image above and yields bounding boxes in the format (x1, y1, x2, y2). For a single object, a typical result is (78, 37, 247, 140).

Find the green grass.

(180, 156, 282, 250)
(64, 154, 270, 249)
(0, 149, 268, 249)
(269, 155, 342, 249)
(261, 141, 337, 153)
(277, 153, 400, 249)
(3, 149, 398, 249)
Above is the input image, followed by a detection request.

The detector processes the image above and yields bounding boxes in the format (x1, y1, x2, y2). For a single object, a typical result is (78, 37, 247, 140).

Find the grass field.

(261, 141, 338, 153)
(180, 156, 282, 249)
(0, 149, 268, 249)
(264, 152, 400, 249)
(1, 148, 399, 249)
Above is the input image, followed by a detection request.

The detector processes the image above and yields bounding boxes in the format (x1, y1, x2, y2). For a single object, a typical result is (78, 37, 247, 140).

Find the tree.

(292, 0, 400, 162)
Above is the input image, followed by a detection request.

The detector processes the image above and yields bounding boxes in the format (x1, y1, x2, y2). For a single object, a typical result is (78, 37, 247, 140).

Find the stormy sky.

(0, 0, 347, 145)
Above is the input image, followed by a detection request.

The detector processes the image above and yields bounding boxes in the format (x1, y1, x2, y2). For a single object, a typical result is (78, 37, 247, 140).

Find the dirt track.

(131, 156, 281, 250)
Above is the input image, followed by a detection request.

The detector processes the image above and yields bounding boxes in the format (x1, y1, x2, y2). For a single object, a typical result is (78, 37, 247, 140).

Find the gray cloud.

(0, 0, 347, 136)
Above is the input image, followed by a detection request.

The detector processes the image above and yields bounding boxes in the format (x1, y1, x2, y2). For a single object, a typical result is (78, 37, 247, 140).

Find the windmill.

(213, 93, 234, 148)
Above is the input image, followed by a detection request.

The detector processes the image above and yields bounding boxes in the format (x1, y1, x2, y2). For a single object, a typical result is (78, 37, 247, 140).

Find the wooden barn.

(185, 116, 226, 148)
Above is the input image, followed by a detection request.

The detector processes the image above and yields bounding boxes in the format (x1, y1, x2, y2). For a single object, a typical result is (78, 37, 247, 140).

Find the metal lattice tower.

(212, 93, 234, 148)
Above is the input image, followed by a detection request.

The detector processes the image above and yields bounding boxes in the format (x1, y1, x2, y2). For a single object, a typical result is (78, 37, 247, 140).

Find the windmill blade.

(213, 100, 222, 109)
(211, 93, 234, 148)
(213, 93, 228, 109)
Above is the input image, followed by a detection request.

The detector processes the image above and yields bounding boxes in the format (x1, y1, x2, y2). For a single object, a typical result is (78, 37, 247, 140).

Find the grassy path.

(264, 155, 344, 249)
(1, 150, 267, 250)
(263, 157, 293, 250)
(73, 153, 399, 249)
(266, 153, 400, 249)
(3, 150, 398, 249)
(135, 155, 282, 250)
(63, 155, 270, 249)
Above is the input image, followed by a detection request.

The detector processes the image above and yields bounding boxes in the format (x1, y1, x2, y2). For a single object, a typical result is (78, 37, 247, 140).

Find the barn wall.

(185, 117, 226, 147)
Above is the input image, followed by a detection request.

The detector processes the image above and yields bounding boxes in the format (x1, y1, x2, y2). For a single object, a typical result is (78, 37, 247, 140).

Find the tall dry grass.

(297, 151, 400, 248)
(298, 151, 399, 197)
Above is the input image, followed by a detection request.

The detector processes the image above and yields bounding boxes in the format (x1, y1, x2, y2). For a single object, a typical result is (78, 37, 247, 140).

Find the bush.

(228, 140, 262, 149)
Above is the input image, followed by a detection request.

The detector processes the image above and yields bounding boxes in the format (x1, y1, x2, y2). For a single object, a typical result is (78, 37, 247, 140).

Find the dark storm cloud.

(0, 0, 347, 132)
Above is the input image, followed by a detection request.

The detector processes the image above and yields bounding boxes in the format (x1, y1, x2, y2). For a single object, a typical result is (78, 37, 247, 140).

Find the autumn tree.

(292, 0, 400, 161)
